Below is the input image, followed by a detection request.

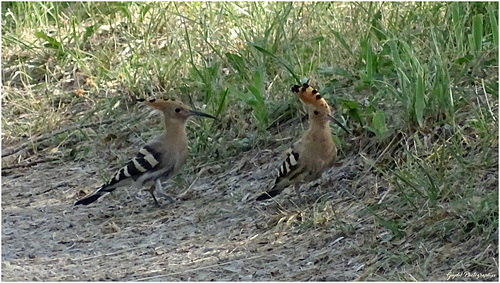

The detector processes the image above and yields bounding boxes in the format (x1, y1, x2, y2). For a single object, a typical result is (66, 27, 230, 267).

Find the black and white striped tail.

(74, 184, 109, 205)
(256, 151, 300, 201)
(75, 146, 161, 206)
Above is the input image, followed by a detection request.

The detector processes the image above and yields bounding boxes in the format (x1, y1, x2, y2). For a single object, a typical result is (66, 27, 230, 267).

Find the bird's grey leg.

(155, 179, 175, 204)
(148, 185, 161, 207)
(294, 183, 304, 204)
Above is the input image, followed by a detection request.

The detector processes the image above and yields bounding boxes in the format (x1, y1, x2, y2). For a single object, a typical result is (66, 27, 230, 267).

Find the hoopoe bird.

(256, 83, 349, 202)
(75, 98, 216, 207)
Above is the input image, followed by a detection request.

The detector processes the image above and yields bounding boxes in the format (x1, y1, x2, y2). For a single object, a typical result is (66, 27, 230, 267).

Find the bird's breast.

(300, 130, 337, 174)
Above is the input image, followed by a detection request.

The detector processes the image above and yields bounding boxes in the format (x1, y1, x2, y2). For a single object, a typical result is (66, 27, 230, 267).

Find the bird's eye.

(314, 110, 319, 115)
(175, 108, 181, 113)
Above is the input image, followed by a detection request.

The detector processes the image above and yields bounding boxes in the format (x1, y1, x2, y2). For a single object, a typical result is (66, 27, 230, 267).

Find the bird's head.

(138, 98, 216, 122)
(291, 83, 349, 134)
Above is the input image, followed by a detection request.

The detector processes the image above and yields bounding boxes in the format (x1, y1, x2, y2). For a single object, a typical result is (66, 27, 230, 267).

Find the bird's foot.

(154, 195, 175, 208)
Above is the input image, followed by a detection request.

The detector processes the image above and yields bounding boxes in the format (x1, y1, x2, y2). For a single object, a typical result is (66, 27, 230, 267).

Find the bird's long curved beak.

(327, 114, 350, 134)
(189, 110, 217, 119)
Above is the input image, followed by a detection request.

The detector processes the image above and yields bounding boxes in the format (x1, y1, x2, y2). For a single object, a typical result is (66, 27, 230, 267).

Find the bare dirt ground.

(1, 128, 497, 281)
(2, 142, 370, 281)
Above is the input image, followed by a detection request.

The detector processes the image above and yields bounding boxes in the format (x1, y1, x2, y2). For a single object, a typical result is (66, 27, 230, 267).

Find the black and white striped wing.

(107, 146, 161, 186)
(256, 151, 301, 201)
(274, 151, 300, 185)
(74, 146, 162, 205)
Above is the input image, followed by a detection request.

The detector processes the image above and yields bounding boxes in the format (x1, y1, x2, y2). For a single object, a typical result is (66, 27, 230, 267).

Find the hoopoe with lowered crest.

(75, 98, 216, 207)
(256, 83, 349, 202)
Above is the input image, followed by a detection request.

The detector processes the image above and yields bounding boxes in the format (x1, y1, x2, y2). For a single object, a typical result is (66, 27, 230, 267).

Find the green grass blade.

(252, 44, 300, 83)
(330, 29, 354, 58)
(34, 31, 62, 50)
(451, 2, 464, 55)
(317, 66, 353, 80)
(415, 72, 425, 127)
(486, 4, 498, 47)
(360, 36, 374, 83)
(225, 53, 249, 81)
(472, 14, 484, 53)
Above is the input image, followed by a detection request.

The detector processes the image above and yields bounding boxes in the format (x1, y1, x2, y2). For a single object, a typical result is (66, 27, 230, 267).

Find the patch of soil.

(2, 148, 365, 281)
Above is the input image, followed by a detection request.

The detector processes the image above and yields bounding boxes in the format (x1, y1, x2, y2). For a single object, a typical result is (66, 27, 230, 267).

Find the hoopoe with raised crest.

(75, 98, 216, 207)
(256, 83, 349, 202)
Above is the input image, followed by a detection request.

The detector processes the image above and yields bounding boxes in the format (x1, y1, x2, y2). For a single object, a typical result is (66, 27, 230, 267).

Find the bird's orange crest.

(137, 98, 171, 110)
(291, 83, 331, 114)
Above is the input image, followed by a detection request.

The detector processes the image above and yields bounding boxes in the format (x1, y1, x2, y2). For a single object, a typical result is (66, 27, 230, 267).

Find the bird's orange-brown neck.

(162, 117, 188, 140)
